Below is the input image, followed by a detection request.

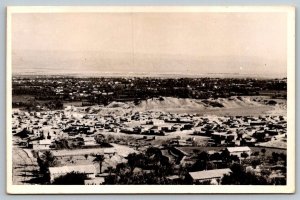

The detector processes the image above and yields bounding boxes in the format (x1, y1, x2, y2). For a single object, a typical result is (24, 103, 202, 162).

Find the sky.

(11, 12, 287, 77)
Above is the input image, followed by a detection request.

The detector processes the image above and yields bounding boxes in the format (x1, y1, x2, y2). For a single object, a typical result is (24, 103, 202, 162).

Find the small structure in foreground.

(225, 146, 252, 158)
(48, 164, 97, 183)
(188, 168, 231, 185)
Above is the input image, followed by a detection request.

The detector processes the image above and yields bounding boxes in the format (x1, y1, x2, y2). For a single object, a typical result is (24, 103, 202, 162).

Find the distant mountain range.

(12, 71, 286, 79)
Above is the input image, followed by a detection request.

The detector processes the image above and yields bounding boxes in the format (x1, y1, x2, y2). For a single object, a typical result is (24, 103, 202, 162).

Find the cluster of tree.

(94, 134, 112, 147)
(92, 154, 105, 174)
(13, 76, 287, 108)
(189, 150, 241, 172)
(52, 172, 88, 185)
(221, 163, 269, 185)
(270, 152, 287, 166)
(103, 147, 279, 185)
(36, 151, 59, 183)
(104, 147, 185, 185)
(12, 98, 64, 111)
(51, 138, 70, 149)
(105, 170, 180, 185)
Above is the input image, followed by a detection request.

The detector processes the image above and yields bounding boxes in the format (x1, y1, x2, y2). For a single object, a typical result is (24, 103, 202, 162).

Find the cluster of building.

(12, 101, 287, 185)
(13, 77, 287, 109)
(12, 101, 287, 151)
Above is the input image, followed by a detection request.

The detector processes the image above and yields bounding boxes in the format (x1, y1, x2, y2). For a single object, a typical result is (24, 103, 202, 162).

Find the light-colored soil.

(256, 140, 287, 149)
(86, 96, 286, 117)
(133, 96, 286, 116)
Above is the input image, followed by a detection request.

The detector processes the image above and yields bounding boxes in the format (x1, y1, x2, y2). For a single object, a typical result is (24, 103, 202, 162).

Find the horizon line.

(11, 72, 287, 79)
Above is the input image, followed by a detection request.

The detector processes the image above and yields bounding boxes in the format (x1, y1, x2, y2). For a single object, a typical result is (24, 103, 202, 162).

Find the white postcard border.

(6, 6, 295, 194)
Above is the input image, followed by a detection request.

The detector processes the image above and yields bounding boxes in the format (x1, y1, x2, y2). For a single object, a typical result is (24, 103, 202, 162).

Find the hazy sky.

(12, 12, 287, 77)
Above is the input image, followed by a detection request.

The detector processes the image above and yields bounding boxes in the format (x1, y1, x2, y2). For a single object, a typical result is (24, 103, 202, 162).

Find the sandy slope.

(119, 97, 283, 116)
(78, 96, 285, 116)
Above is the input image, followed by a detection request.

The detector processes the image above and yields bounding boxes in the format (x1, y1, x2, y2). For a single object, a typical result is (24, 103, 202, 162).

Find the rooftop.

(49, 164, 96, 175)
(189, 168, 231, 180)
(226, 146, 251, 153)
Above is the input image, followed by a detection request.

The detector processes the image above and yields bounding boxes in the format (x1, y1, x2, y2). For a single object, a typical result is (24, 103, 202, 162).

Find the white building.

(83, 137, 96, 146)
(226, 146, 252, 158)
(29, 139, 52, 150)
(189, 168, 232, 184)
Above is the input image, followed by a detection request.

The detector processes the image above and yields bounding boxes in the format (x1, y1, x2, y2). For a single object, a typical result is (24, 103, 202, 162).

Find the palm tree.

(261, 148, 266, 156)
(38, 151, 58, 172)
(261, 148, 266, 161)
(93, 154, 105, 174)
(37, 151, 58, 181)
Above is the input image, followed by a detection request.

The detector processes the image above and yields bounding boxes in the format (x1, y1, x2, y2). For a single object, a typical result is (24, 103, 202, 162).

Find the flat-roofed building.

(29, 139, 52, 150)
(226, 146, 252, 158)
(188, 168, 231, 184)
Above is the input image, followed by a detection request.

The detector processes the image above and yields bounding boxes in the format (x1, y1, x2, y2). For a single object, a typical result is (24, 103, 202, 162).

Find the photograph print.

(6, 6, 295, 194)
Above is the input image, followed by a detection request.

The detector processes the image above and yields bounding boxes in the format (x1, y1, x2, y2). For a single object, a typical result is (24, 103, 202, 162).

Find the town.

(12, 76, 287, 185)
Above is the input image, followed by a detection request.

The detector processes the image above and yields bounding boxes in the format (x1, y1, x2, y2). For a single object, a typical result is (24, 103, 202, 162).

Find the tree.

(116, 163, 128, 174)
(47, 132, 51, 140)
(37, 151, 59, 181)
(127, 153, 139, 172)
(54, 138, 69, 149)
(40, 132, 45, 140)
(271, 152, 279, 164)
(221, 149, 231, 163)
(209, 152, 222, 161)
(93, 154, 105, 174)
(192, 149, 200, 156)
(261, 149, 266, 156)
(251, 159, 261, 169)
(134, 98, 140, 105)
(221, 163, 268, 185)
(84, 154, 89, 160)
(145, 147, 162, 167)
(94, 134, 109, 147)
(191, 151, 209, 171)
(14, 128, 31, 138)
(52, 172, 87, 185)
(241, 152, 249, 160)
(252, 151, 260, 157)
(198, 151, 209, 167)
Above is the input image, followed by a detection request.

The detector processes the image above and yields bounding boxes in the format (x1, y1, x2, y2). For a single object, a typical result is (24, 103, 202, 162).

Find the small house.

(188, 168, 231, 184)
(29, 139, 52, 150)
(225, 146, 252, 158)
